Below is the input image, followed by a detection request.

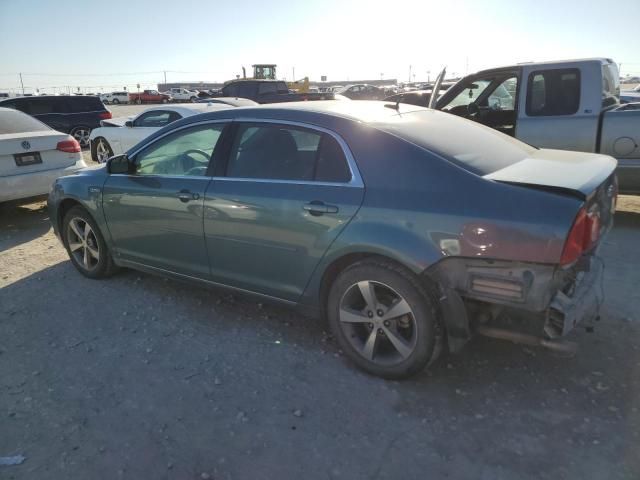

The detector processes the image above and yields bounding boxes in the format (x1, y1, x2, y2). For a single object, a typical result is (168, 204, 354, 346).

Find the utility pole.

(163, 70, 167, 86)
(292, 67, 295, 81)
(408, 65, 412, 83)
(19, 73, 24, 95)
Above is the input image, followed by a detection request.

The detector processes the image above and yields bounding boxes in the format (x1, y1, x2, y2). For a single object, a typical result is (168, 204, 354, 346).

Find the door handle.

(177, 190, 199, 202)
(303, 201, 339, 215)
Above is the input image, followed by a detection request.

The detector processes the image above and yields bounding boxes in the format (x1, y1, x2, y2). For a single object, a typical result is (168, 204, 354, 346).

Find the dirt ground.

(1, 173, 640, 478)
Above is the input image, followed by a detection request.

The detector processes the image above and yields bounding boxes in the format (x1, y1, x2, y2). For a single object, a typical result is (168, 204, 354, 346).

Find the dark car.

(48, 101, 616, 379)
(337, 84, 386, 100)
(0, 95, 111, 148)
(217, 80, 334, 104)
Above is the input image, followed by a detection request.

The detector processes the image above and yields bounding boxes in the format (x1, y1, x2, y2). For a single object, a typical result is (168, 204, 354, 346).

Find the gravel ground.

(1, 189, 639, 478)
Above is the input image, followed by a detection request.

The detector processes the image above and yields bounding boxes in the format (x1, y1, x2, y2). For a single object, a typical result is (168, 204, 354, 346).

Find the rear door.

(102, 122, 227, 277)
(516, 65, 598, 152)
(203, 121, 364, 301)
(27, 97, 71, 132)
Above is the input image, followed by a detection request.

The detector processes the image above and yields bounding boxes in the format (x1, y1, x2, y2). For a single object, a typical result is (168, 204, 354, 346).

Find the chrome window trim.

(124, 117, 364, 188)
(225, 117, 363, 188)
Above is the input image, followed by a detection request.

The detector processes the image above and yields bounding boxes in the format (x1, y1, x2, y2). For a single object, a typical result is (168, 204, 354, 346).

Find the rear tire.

(135, 98, 142, 104)
(62, 206, 118, 279)
(70, 126, 91, 149)
(112, 98, 120, 105)
(327, 259, 439, 379)
(190, 96, 197, 103)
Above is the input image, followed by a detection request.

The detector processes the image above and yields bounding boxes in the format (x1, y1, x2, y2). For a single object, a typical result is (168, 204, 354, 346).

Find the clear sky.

(1, 0, 639, 93)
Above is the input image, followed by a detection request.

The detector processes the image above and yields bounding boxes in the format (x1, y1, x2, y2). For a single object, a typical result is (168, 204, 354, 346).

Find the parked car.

(215, 80, 335, 103)
(434, 58, 639, 194)
(128, 90, 171, 104)
(89, 103, 234, 162)
(0, 107, 85, 203)
(384, 89, 449, 107)
(99, 91, 129, 105)
(164, 88, 199, 102)
(337, 84, 386, 100)
(49, 101, 616, 379)
(0, 95, 112, 149)
(195, 97, 259, 107)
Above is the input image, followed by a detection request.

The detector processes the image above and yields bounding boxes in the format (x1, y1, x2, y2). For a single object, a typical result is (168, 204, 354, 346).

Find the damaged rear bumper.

(545, 256, 604, 338)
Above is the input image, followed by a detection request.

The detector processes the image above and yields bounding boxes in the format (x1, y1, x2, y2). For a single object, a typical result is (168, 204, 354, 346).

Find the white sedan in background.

(89, 104, 235, 163)
(0, 107, 86, 203)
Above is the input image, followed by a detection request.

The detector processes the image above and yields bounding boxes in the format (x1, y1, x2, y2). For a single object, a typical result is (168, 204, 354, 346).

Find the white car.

(0, 107, 86, 203)
(164, 88, 199, 102)
(99, 91, 129, 105)
(89, 104, 233, 163)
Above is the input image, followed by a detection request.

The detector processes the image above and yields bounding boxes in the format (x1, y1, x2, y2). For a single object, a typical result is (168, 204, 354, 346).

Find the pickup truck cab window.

(134, 124, 225, 176)
(226, 123, 351, 183)
(526, 69, 581, 116)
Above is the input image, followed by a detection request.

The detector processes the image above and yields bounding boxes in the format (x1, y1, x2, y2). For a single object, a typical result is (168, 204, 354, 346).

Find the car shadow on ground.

(0, 200, 51, 252)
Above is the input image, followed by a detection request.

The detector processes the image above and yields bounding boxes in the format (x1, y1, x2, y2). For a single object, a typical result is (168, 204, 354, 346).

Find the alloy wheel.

(72, 128, 91, 148)
(339, 280, 418, 366)
(95, 139, 111, 163)
(67, 217, 100, 271)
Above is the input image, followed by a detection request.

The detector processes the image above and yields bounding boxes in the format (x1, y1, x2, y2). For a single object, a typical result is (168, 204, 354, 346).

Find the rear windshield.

(0, 109, 51, 134)
(377, 109, 536, 176)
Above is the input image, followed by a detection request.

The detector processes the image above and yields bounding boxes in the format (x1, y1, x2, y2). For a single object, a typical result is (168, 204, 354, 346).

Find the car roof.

(180, 100, 428, 127)
(474, 57, 615, 76)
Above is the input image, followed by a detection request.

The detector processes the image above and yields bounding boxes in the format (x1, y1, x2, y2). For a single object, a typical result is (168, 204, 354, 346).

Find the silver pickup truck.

(434, 58, 639, 194)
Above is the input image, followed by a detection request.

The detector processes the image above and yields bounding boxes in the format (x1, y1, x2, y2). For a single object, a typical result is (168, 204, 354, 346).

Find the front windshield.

(442, 80, 492, 110)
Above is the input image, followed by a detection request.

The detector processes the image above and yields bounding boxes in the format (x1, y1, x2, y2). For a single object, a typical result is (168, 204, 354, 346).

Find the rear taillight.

(99, 111, 112, 119)
(56, 137, 81, 153)
(560, 207, 601, 266)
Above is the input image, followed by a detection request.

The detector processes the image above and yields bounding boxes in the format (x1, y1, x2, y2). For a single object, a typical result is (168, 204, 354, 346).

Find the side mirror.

(107, 155, 132, 174)
(125, 120, 133, 127)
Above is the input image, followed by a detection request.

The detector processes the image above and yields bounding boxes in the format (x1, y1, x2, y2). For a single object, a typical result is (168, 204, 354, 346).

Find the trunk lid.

(485, 148, 617, 199)
(486, 148, 618, 242)
(0, 130, 80, 176)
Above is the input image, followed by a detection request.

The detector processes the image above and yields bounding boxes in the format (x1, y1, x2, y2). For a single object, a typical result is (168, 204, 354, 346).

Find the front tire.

(190, 96, 197, 103)
(91, 137, 114, 163)
(62, 206, 117, 279)
(327, 259, 439, 379)
(112, 98, 120, 104)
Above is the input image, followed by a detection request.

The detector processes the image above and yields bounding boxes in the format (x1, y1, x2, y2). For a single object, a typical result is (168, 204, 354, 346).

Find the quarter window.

(134, 124, 225, 176)
(526, 69, 581, 116)
(226, 124, 352, 183)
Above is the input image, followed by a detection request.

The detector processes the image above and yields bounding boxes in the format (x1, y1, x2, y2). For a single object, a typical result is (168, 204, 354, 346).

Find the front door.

(103, 122, 227, 277)
(204, 122, 364, 301)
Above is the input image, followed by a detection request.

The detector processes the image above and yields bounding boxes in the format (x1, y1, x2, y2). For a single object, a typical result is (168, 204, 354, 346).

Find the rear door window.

(226, 123, 351, 183)
(526, 68, 581, 116)
(68, 96, 104, 113)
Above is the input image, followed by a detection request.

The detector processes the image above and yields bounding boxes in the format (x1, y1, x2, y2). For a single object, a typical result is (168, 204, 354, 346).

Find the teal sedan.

(49, 101, 617, 378)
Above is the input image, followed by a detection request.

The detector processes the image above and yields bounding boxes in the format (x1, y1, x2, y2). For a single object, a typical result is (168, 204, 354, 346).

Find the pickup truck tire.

(190, 96, 197, 103)
(327, 259, 439, 379)
(135, 98, 142, 105)
(162, 98, 168, 104)
(112, 98, 120, 105)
